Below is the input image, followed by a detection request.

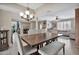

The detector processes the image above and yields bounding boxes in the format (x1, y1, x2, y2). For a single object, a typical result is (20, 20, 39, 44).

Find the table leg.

(46, 41, 50, 45)
(63, 46, 65, 55)
(39, 44, 43, 48)
(0, 39, 2, 50)
(37, 45, 39, 51)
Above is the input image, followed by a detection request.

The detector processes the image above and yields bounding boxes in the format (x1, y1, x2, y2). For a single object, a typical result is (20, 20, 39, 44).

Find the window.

(57, 20, 71, 31)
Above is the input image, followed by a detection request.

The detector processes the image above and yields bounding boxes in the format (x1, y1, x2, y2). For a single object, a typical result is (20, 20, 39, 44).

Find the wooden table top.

(21, 33, 58, 46)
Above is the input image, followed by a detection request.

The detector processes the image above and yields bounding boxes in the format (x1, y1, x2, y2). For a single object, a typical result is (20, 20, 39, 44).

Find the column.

(75, 8, 79, 47)
(36, 17, 38, 30)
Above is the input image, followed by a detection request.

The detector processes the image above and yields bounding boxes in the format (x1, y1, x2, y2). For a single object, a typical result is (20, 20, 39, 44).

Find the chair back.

(13, 32, 24, 55)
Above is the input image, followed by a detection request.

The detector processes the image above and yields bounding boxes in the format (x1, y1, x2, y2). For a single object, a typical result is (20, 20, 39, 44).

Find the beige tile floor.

(0, 36, 79, 55)
(58, 36, 79, 55)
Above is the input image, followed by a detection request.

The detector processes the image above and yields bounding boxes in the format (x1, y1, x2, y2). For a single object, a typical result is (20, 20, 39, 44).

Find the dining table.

(21, 32, 58, 50)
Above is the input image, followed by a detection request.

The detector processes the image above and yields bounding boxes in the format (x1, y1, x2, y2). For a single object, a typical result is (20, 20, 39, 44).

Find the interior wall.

(71, 19, 75, 33)
(30, 21, 36, 29)
(0, 9, 20, 46)
(0, 10, 3, 26)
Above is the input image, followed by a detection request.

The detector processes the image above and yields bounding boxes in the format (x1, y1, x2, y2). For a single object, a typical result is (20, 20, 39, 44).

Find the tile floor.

(58, 36, 79, 55)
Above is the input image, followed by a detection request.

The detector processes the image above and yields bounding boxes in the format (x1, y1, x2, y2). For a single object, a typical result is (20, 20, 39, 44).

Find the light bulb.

(23, 15, 27, 18)
(25, 10, 30, 15)
(30, 14, 33, 18)
(20, 12, 24, 16)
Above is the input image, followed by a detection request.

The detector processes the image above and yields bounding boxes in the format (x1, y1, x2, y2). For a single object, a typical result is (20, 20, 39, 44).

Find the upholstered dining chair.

(13, 32, 37, 55)
(38, 41, 65, 55)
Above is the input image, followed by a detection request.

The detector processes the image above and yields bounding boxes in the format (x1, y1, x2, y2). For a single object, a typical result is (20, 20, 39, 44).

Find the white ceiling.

(17, 3, 44, 10)
(0, 4, 20, 14)
(0, 3, 44, 14)
(0, 3, 26, 14)
(0, 3, 79, 21)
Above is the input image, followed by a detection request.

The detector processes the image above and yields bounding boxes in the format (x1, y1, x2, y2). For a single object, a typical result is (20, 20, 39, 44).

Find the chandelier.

(20, 7, 35, 21)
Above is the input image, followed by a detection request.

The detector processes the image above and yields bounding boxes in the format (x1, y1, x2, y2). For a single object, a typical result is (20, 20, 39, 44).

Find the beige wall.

(71, 19, 75, 33)
(30, 21, 36, 29)
(0, 9, 20, 46)
(0, 10, 3, 26)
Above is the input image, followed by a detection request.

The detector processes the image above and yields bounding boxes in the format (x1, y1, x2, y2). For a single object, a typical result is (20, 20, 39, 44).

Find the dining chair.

(13, 32, 37, 55)
(38, 41, 65, 55)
